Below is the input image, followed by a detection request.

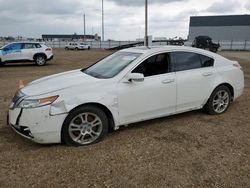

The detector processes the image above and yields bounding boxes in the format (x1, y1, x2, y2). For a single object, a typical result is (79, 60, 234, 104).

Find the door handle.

(162, 79, 175, 84)
(202, 72, 213, 76)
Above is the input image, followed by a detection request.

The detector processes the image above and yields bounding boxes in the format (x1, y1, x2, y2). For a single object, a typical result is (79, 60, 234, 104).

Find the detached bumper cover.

(10, 123, 34, 139)
(8, 106, 67, 144)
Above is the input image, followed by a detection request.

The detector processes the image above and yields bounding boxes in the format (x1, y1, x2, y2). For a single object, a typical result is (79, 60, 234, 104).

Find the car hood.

(22, 69, 98, 96)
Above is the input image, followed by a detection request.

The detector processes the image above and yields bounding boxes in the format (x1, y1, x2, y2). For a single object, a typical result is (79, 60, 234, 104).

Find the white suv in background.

(65, 42, 90, 50)
(0, 42, 53, 66)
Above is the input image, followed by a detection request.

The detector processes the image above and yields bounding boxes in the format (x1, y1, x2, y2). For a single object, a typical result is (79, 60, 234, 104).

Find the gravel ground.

(0, 49, 249, 188)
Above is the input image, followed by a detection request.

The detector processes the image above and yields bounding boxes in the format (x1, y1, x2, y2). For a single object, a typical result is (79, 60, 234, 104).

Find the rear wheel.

(34, 55, 47, 66)
(205, 86, 231, 115)
(62, 105, 109, 146)
(65, 47, 69, 50)
(75, 47, 79, 51)
(88, 46, 90, 50)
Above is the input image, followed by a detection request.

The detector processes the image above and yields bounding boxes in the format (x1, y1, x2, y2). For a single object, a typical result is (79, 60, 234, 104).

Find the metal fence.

(0, 40, 138, 49)
(1, 40, 250, 50)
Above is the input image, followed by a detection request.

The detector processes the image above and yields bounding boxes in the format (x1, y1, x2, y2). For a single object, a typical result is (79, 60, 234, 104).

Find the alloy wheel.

(212, 90, 230, 113)
(68, 112, 103, 145)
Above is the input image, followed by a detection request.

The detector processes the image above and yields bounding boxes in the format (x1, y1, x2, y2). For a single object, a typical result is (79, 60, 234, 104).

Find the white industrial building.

(188, 15, 250, 41)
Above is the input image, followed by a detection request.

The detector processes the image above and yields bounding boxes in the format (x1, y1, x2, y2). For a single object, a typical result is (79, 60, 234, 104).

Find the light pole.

(145, 0, 148, 46)
(83, 13, 86, 37)
(102, 0, 104, 41)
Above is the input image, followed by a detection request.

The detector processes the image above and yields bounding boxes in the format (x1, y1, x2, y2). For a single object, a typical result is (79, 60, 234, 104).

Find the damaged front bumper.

(8, 105, 67, 144)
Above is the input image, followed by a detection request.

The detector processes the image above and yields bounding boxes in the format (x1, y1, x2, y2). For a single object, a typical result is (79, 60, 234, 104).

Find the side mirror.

(126, 73, 144, 83)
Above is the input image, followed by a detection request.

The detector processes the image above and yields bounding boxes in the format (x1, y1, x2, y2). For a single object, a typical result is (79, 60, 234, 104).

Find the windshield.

(1, 44, 9, 49)
(83, 52, 142, 78)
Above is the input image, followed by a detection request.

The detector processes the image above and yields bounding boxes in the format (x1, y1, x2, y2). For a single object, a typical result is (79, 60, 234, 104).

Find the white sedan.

(8, 46, 244, 146)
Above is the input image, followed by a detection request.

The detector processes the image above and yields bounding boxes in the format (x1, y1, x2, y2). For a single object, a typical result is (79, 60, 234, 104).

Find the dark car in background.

(192, 36, 220, 53)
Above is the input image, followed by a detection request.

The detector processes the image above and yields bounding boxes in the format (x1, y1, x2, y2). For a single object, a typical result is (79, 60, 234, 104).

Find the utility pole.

(83, 13, 86, 37)
(102, 0, 104, 41)
(145, 0, 148, 46)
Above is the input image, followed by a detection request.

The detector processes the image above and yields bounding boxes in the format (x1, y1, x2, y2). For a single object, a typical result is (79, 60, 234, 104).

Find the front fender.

(49, 92, 119, 125)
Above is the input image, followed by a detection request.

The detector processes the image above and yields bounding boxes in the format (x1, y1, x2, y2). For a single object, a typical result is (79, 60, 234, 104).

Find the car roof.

(196, 36, 211, 39)
(121, 45, 198, 53)
(8, 41, 42, 44)
(120, 45, 224, 60)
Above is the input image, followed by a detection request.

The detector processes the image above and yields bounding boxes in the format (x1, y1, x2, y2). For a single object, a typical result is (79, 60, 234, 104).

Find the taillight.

(46, 48, 52, 51)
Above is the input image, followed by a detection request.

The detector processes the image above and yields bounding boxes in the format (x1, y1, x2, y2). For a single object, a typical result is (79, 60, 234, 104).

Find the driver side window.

(5, 43, 22, 51)
(132, 53, 171, 77)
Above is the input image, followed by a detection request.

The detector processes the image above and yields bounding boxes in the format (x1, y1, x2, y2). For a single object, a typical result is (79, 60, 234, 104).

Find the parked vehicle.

(0, 42, 53, 66)
(192, 36, 220, 53)
(8, 46, 244, 146)
(65, 42, 90, 50)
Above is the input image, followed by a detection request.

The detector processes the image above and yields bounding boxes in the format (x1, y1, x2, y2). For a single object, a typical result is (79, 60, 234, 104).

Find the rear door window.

(200, 55, 214, 67)
(23, 43, 36, 49)
(35, 44, 42, 48)
(173, 52, 202, 72)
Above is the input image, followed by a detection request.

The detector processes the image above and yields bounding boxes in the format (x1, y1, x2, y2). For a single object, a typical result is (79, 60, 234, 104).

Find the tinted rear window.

(200, 55, 214, 67)
(174, 52, 201, 71)
(35, 44, 42, 48)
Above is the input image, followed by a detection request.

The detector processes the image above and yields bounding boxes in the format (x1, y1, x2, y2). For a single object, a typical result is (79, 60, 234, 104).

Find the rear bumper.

(234, 87, 244, 100)
(47, 54, 54, 61)
(8, 106, 67, 144)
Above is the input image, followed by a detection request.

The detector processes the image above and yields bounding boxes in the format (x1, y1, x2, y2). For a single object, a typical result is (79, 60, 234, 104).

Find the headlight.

(18, 96, 59, 109)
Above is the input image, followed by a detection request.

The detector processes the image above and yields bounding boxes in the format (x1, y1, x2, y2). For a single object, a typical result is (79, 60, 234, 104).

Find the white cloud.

(206, 0, 241, 13)
(0, 0, 248, 40)
(245, 0, 250, 9)
(106, 0, 186, 6)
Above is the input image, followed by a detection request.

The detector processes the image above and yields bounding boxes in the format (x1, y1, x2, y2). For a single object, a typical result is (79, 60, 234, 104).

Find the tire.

(62, 105, 109, 146)
(88, 46, 90, 50)
(65, 47, 69, 50)
(204, 86, 231, 115)
(34, 55, 47, 66)
(75, 47, 79, 51)
(0, 59, 5, 66)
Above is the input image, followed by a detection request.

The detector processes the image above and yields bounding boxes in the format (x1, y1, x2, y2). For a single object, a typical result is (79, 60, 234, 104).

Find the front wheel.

(0, 59, 5, 66)
(34, 55, 47, 66)
(62, 105, 109, 146)
(205, 86, 231, 115)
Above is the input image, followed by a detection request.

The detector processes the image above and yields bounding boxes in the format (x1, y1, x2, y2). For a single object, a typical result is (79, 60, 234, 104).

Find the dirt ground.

(0, 49, 249, 188)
